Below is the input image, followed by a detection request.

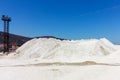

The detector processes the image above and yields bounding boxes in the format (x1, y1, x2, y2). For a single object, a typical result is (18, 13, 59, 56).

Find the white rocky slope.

(15, 38, 118, 62)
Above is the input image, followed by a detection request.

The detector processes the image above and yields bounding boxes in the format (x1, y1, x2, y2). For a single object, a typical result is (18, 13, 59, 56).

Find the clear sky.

(0, 0, 120, 43)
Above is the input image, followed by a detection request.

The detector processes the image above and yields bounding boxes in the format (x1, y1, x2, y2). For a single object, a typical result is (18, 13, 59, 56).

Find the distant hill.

(0, 31, 67, 46)
(35, 36, 66, 41)
(0, 31, 31, 46)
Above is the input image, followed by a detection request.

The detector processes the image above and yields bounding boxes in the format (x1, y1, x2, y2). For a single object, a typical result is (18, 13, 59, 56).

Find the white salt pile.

(0, 38, 120, 80)
(15, 38, 118, 62)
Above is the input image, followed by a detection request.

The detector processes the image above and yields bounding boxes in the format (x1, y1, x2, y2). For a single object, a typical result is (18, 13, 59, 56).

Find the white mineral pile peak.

(15, 38, 118, 62)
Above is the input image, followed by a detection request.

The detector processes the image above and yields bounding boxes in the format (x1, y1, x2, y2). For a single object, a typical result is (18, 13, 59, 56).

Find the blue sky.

(0, 0, 120, 43)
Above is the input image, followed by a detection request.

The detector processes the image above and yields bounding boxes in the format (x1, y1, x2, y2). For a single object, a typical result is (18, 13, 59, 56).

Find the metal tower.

(1, 15, 11, 54)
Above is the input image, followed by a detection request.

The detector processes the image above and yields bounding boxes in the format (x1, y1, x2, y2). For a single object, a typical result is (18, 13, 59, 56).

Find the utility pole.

(1, 15, 11, 54)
